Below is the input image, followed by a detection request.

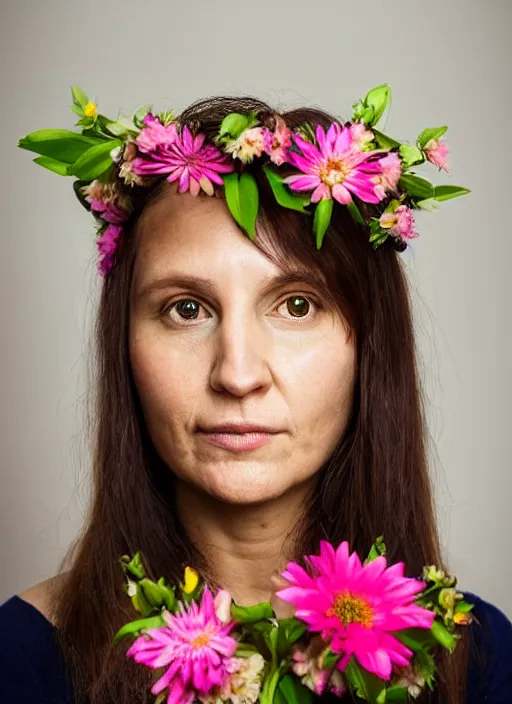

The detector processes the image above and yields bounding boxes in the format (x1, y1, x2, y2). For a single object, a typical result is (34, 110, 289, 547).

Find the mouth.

(197, 430, 277, 452)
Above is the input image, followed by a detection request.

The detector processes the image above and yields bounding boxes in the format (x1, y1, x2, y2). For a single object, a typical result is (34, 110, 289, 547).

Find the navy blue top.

(0, 591, 510, 702)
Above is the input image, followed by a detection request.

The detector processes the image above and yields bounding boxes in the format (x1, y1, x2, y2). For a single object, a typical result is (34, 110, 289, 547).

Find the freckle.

(260, 523, 268, 529)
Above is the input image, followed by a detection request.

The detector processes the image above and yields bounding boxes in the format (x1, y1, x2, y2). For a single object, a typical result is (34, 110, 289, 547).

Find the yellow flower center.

(190, 631, 211, 648)
(84, 102, 97, 117)
(327, 592, 374, 628)
(319, 157, 349, 187)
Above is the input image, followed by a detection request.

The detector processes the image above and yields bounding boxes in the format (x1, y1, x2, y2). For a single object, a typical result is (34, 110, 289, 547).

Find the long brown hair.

(49, 96, 470, 703)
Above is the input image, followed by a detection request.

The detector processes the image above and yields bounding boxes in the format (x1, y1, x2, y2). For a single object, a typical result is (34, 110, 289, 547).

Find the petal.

(189, 177, 200, 196)
(331, 183, 353, 205)
(356, 646, 392, 680)
(285, 174, 321, 192)
(286, 151, 320, 175)
(178, 168, 190, 193)
(311, 183, 331, 202)
(293, 134, 322, 164)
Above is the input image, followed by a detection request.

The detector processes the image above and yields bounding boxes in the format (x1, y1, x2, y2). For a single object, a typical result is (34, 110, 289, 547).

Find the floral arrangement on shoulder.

(18, 84, 469, 276)
(114, 538, 474, 703)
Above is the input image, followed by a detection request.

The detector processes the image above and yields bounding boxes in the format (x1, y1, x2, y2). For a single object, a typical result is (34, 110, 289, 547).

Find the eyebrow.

(136, 272, 322, 301)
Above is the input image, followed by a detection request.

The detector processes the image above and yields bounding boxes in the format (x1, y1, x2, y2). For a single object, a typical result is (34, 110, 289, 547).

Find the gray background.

(1, 0, 510, 616)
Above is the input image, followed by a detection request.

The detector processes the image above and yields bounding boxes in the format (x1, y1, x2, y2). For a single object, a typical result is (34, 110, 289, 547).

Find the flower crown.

(18, 84, 469, 276)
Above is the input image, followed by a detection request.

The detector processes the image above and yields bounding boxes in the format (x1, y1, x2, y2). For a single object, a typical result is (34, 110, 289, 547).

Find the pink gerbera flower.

(284, 123, 389, 205)
(276, 541, 435, 681)
(132, 122, 234, 196)
(126, 587, 238, 704)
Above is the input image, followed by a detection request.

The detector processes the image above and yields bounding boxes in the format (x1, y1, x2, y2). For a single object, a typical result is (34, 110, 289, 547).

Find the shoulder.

(17, 576, 59, 625)
(0, 574, 75, 702)
(464, 591, 512, 703)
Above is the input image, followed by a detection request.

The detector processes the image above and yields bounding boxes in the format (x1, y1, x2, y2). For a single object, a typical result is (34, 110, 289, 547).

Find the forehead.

(132, 187, 293, 291)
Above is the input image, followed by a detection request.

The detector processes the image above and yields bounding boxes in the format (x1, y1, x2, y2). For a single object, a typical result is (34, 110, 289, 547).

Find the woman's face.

(129, 187, 357, 504)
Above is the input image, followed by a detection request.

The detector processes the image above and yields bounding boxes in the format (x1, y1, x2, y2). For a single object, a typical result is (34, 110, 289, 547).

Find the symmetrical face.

(129, 187, 357, 505)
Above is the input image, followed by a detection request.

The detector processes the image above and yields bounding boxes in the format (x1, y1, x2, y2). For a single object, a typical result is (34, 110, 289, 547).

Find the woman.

(1, 90, 511, 704)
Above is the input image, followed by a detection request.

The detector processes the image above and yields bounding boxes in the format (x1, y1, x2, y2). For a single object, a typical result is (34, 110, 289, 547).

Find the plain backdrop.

(0, 0, 510, 616)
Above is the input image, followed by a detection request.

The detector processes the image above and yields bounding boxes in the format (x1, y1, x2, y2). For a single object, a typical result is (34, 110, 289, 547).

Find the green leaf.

(345, 658, 387, 704)
(121, 552, 146, 580)
(454, 600, 474, 614)
(371, 130, 401, 150)
(416, 197, 441, 212)
(431, 619, 457, 651)
(239, 172, 260, 238)
(224, 172, 242, 224)
(313, 198, 333, 249)
(69, 104, 84, 118)
(71, 86, 89, 108)
(433, 185, 471, 202)
(234, 642, 259, 657)
(32, 155, 70, 176)
(18, 129, 103, 164)
(365, 536, 386, 564)
(219, 112, 259, 140)
(104, 119, 137, 138)
(384, 686, 409, 702)
(69, 139, 122, 180)
(277, 618, 308, 648)
(276, 674, 314, 704)
(231, 601, 274, 624)
(394, 627, 435, 652)
(363, 84, 391, 127)
(399, 174, 434, 200)
(133, 104, 152, 129)
(347, 201, 365, 226)
(417, 126, 447, 149)
(399, 144, 425, 169)
(112, 614, 165, 645)
(263, 165, 310, 213)
(323, 647, 342, 670)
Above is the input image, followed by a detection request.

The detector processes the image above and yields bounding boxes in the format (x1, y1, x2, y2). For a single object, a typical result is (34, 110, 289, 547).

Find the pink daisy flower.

(132, 123, 234, 196)
(276, 540, 435, 681)
(424, 138, 449, 172)
(284, 123, 389, 205)
(379, 205, 419, 241)
(263, 116, 292, 166)
(96, 224, 123, 277)
(126, 586, 238, 704)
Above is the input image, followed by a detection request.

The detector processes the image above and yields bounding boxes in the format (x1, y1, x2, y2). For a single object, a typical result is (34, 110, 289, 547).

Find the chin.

(200, 464, 291, 505)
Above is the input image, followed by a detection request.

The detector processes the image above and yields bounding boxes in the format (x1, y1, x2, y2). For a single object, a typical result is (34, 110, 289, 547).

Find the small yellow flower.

(84, 101, 97, 118)
(454, 611, 473, 626)
(183, 566, 199, 594)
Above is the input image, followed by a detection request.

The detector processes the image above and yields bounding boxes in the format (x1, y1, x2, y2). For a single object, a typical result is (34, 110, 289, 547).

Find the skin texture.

(128, 185, 357, 603)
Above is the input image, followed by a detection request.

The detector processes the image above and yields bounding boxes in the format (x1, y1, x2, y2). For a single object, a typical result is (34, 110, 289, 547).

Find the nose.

(209, 307, 273, 397)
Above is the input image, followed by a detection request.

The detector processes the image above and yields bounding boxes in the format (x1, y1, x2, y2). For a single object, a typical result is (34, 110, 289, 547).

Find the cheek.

(286, 335, 356, 453)
(129, 332, 203, 434)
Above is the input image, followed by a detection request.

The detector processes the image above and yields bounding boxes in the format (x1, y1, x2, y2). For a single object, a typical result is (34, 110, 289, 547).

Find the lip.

(199, 422, 280, 434)
(198, 431, 277, 452)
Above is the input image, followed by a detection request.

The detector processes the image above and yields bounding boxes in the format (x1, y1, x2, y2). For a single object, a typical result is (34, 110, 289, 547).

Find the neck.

(175, 479, 315, 606)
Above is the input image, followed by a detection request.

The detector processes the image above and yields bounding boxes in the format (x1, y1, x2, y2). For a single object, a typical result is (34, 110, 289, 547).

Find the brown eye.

(281, 296, 311, 318)
(170, 299, 202, 320)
